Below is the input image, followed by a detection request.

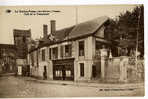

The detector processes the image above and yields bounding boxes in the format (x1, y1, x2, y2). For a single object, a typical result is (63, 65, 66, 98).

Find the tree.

(105, 5, 144, 56)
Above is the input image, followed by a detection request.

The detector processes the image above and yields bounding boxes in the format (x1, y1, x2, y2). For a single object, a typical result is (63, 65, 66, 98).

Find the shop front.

(53, 58, 74, 81)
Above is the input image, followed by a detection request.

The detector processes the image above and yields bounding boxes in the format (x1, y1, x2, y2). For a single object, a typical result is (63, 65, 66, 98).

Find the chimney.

(43, 24, 48, 38)
(50, 20, 56, 34)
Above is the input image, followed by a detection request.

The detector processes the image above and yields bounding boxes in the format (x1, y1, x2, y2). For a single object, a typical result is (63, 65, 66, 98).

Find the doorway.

(92, 65, 96, 78)
(53, 65, 74, 80)
(92, 63, 101, 79)
(43, 66, 47, 80)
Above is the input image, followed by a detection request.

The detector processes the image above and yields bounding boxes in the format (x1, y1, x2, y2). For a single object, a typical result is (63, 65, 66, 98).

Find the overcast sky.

(0, 5, 138, 44)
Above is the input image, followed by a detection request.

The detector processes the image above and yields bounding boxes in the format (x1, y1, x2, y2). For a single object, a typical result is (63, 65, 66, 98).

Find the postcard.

(0, 5, 144, 97)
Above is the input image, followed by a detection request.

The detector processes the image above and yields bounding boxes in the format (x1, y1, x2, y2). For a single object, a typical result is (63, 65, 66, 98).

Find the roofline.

(28, 34, 93, 53)
(28, 34, 112, 53)
(93, 35, 111, 44)
(28, 17, 110, 53)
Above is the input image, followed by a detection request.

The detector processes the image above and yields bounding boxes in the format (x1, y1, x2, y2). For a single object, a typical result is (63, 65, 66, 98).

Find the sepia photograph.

(0, 5, 144, 97)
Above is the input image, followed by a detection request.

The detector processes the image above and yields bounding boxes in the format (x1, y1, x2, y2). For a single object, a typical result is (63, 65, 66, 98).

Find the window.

(42, 49, 45, 61)
(66, 70, 71, 77)
(31, 53, 34, 66)
(36, 50, 39, 67)
(96, 41, 102, 50)
(52, 47, 58, 59)
(23, 36, 26, 43)
(95, 41, 102, 58)
(55, 70, 62, 77)
(60, 46, 64, 58)
(79, 41, 85, 56)
(65, 44, 72, 57)
(49, 48, 51, 59)
(80, 63, 84, 77)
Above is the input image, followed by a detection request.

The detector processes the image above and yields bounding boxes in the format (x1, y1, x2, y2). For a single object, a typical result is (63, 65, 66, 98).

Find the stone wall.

(105, 57, 120, 82)
(104, 56, 144, 83)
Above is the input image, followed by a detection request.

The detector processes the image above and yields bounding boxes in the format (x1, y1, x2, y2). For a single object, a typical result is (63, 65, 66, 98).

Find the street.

(0, 74, 144, 97)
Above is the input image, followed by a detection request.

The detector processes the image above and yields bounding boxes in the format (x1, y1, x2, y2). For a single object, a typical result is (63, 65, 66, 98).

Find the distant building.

(0, 44, 16, 73)
(13, 29, 31, 76)
(28, 16, 113, 81)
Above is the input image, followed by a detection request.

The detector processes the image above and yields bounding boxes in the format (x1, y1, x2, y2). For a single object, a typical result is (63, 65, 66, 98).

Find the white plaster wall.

(38, 61, 48, 78)
(48, 60, 53, 80)
(74, 60, 93, 81)
(74, 36, 94, 81)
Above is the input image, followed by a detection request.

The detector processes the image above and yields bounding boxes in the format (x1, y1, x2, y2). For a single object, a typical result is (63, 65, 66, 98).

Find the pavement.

(28, 77, 144, 89)
(0, 74, 145, 97)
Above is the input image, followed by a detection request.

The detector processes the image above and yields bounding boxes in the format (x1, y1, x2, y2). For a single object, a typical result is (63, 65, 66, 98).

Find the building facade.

(28, 16, 113, 81)
(0, 44, 16, 73)
(28, 16, 144, 83)
(13, 29, 31, 76)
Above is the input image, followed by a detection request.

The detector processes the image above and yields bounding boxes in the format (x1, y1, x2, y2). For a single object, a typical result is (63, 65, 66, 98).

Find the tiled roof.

(52, 26, 75, 41)
(68, 16, 109, 39)
(52, 16, 109, 40)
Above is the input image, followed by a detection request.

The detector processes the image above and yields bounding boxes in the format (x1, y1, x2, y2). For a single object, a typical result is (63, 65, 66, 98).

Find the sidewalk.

(0, 72, 15, 77)
(23, 76, 144, 89)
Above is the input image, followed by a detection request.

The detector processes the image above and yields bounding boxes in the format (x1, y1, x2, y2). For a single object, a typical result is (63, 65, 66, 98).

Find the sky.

(0, 5, 138, 44)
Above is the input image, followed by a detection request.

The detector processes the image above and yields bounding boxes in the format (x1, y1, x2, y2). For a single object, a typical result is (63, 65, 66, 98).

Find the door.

(92, 63, 101, 78)
(43, 66, 47, 79)
(92, 65, 96, 78)
(64, 65, 74, 80)
(18, 66, 22, 75)
(62, 65, 66, 80)
(53, 65, 63, 80)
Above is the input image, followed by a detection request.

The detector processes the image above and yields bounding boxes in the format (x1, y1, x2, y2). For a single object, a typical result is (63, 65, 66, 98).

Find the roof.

(0, 44, 16, 49)
(29, 16, 109, 53)
(52, 26, 74, 41)
(51, 16, 109, 40)
(68, 16, 109, 39)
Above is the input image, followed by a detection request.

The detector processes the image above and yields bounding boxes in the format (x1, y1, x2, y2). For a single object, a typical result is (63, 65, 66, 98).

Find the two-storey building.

(28, 16, 112, 81)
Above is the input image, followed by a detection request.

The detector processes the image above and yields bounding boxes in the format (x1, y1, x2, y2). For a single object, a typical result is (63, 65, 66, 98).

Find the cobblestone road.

(0, 75, 144, 97)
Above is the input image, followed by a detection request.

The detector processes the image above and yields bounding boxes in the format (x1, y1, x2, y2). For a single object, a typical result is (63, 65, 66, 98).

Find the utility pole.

(75, 6, 78, 25)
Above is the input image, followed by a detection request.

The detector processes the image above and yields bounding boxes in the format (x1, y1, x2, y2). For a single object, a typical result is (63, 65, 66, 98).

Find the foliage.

(105, 5, 144, 56)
